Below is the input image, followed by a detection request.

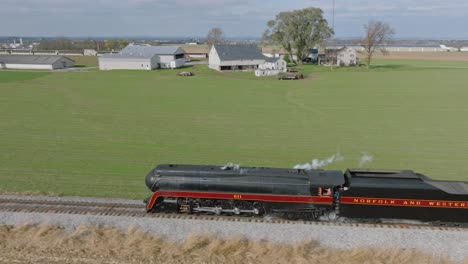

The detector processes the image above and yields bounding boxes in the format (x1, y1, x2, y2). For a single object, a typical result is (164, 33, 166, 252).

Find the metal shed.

(0, 55, 75, 70)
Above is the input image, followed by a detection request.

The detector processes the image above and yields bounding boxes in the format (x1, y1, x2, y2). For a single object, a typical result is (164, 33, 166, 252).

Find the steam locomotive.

(144, 164, 468, 224)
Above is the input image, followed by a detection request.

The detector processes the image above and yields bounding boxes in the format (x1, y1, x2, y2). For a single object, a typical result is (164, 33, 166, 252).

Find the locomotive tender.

(145, 164, 468, 223)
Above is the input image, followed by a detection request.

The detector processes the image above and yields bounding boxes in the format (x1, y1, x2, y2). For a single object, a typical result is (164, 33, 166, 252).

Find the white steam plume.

(293, 153, 344, 170)
(220, 163, 240, 170)
(358, 152, 374, 167)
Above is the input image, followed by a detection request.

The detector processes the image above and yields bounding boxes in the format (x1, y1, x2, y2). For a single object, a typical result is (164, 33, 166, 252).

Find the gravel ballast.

(1, 194, 467, 262)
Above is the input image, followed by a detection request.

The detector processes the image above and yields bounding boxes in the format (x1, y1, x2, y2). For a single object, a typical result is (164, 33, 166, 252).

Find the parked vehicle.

(177, 71, 194, 76)
(278, 72, 304, 80)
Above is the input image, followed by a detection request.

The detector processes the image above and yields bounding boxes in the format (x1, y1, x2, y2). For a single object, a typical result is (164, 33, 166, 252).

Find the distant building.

(260, 57, 287, 71)
(319, 47, 357, 66)
(0, 55, 75, 70)
(84, 49, 98, 56)
(261, 47, 288, 57)
(183, 46, 209, 59)
(98, 44, 186, 70)
(209, 44, 266, 71)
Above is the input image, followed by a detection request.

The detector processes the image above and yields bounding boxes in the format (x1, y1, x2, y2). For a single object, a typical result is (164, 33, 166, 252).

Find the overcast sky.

(1, 0, 467, 39)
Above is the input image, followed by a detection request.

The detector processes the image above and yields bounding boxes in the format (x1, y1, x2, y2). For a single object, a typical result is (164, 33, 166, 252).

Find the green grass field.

(1, 59, 468, 198)
(67, 56, 98, 68)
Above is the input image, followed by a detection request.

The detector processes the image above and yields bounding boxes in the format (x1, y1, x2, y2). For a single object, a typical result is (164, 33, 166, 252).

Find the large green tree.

(264, 7, 333, 64)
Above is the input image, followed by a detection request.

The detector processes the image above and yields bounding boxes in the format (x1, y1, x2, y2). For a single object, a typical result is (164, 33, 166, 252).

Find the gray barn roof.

(0, 55, 73, 65)
(265, 57, 281, 63)
(100, 53, 154, 59)
(101, 44, 186, 59)
(214, 44, 265, 61)
(120, 44, 185, 57)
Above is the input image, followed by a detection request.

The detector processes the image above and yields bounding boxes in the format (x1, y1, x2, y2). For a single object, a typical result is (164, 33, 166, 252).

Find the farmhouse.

(209, 44, 266, 71)
(319, 46, 357, 66)
(0, 55, 75, 70)
(98, 44, 186, 70)
(255, 57, 287, 76)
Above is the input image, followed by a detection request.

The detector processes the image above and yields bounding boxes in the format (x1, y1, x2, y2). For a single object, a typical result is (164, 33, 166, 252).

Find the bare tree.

(361, 21, 395, 68)
(206, 27, 224, 47)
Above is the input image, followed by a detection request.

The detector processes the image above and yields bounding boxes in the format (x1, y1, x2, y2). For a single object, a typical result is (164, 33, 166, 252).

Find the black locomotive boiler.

(145, 164, 348, 219)
(144, 164, 468, 224)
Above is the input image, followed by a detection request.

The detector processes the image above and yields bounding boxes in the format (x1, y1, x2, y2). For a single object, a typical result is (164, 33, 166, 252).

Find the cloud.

(0, 0, 467, 38)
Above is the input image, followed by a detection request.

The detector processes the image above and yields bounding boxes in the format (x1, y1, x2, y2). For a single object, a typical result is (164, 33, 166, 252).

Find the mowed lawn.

(1, 60, 468, 198)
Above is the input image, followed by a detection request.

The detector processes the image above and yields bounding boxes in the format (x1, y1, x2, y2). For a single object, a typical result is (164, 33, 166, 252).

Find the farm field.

(372, 51, 468, 61)
(1, 59, 468, 198)
(67, 55, 99, 68)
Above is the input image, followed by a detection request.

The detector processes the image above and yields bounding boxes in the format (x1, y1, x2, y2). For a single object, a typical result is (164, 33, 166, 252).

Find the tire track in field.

(285, 85, 326, 123)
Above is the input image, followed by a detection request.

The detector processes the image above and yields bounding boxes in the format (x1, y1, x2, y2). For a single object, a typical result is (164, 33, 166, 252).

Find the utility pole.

(331, 0, 336, 71)
(332, 0, 335, 31)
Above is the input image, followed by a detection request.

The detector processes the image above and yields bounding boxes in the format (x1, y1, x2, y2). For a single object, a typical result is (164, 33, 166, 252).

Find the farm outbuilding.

(0, 55, 75, 70)
(209, 44, 266, 71)
(98, 44, 186, 70)
(99, 54, 159, 70)
(255, 57, 287, 76)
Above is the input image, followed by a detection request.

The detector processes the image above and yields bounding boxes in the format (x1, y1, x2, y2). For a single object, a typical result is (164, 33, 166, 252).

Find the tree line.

(37, 38, 130, 51)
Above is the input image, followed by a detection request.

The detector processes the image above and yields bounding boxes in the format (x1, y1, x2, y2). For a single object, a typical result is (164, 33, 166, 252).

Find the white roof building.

(98, 44, 186, 70)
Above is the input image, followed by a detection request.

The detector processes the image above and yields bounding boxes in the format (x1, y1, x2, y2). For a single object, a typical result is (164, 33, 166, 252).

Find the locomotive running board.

(192, 206, 260, 215)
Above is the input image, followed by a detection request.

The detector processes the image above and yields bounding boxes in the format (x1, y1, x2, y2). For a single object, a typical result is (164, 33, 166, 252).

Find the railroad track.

(0, 197, 466, 231)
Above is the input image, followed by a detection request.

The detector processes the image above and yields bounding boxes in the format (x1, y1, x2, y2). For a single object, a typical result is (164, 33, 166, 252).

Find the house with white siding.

(0, 55, 75, 70)
(99, 44, 186, 70)
(319, 46, 357, 66)
(255, 57, 287, 76)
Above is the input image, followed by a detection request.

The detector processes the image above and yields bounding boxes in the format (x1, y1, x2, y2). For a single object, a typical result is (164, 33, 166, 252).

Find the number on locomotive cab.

(233, 194, 242, 199)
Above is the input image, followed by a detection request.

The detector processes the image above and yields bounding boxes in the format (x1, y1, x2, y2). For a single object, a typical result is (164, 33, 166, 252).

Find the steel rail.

(0, 197, 466, 231)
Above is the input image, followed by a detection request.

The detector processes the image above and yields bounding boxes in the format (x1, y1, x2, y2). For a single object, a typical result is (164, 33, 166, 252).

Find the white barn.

(98, 44, 186, 70)
(0, 55, 75, 70)
(209, 44, 266, 71)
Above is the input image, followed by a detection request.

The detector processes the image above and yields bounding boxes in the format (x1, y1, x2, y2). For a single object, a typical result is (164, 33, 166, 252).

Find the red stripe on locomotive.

(146, 191, 334, 210)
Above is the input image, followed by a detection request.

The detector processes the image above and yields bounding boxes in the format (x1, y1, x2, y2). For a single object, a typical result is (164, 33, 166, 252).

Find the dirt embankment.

(0, 224, 461, 264)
